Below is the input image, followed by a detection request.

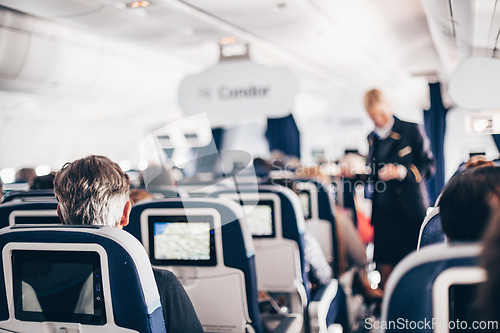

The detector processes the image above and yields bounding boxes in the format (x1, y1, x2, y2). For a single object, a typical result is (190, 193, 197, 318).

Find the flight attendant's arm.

(378, 124, 435, 183)
(401, 124, 436, 183)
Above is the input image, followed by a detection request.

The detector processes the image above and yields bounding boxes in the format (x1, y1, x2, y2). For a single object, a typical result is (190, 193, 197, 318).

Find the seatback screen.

(12, 250, 105, 325)
(449, 284, 480, 332)
(148, 215, 216, 266)
(241, 200, 275, 238)
(298, 191, 311, 220)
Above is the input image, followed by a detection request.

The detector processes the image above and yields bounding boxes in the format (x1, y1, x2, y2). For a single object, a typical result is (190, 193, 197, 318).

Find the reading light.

(471, 118, 490, 133)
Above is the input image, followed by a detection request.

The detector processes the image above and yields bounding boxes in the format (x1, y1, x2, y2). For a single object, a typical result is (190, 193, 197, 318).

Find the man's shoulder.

(153, 267, 178, 280)
(153, 267, 181, 285)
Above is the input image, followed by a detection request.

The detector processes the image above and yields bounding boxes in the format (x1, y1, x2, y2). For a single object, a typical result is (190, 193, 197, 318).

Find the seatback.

(0, 225, 165, 333)
(417, 207, 447, 250)
(294, 179, 339, 277)
(381, 243, 483, 333)
(126, 198, 262, 333)
(0, 201, 60, 228)
(142, 185, 184, 198)
(294, 180, 334, 266)
(210, 185, 309, 310)
(1, 189, 55, 203)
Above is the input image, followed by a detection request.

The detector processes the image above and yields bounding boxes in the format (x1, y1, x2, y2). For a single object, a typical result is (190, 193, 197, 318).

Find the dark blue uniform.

(367, 116, 435, 264)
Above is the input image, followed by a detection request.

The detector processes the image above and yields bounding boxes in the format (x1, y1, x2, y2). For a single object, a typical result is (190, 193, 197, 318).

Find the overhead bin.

(0, 7, 190, 100)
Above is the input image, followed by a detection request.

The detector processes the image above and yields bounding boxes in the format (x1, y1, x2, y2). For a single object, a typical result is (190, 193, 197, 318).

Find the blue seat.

(142, 185, 184, 198)
(380, 243, 483, 333)
(210, 185, 349, 333)
(1, 189, 55, 203)
(417, 207, 447, 250)
(0, 224, 166, 333)
(294, 179, 340, 275)
(126, 197, 264, 333)
(0, 201, 59, 228)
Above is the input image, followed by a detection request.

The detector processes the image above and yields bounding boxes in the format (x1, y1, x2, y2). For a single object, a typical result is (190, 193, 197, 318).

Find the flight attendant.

(362, 89, 435, 288)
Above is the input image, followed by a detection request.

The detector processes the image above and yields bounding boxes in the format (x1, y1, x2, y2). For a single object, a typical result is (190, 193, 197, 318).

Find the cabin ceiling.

(0, 0, 441, 109)
(0, 0, 467, 168)
(421, 0, 500, 78)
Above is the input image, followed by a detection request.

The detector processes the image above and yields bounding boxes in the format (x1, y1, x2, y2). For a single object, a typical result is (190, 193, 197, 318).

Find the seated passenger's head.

(440, 166, 500, 242)
(129, 188, 153, 204)
(464, 155, 496, 170)
(363, 89, 393, 129)
(54, 155, 131, 228)
(15, 167, 36, 184)
(30, 173, 55, 190)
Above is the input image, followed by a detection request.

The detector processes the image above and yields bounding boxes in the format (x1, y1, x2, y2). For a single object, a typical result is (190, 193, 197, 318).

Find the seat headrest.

(0, 201, 59, 228)
(0, 225, 163, 333)
(381, 243, 481, 332)
(2, 189, 55, 203)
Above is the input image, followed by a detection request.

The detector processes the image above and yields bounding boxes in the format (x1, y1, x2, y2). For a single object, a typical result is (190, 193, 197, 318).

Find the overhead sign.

(178, 60, 297, 118)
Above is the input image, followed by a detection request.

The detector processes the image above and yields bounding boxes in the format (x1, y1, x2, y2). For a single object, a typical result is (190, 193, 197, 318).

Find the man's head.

(363, 89, 393, 128)
(440, 166, 500, 242)
(54, 155, 131, 228)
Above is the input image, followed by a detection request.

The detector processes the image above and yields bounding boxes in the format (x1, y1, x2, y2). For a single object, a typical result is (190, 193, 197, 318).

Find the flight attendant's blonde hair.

(363, 89, 388, 111)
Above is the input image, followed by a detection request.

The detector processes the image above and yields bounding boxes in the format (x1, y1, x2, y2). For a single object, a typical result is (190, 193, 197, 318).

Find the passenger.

(440, 166, 500, 242)
(464, 155, 496, 170)
(252, 157, 273, 178)
(30, 173, 55, 190)
(53, 155, 203, 333)
(14, 167, 36, 184)
(129, 188, 154, 204)
(360, 89, 435, 288)
(264, 177, 333, 285)
(477, 209, 500, 328)
(338, 152, 367, 226)
(266, 177, 383, 302)
(450, 155, 497, 179)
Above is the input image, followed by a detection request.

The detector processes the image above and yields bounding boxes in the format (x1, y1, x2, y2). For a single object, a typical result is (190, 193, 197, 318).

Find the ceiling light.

(0, 168, 15, 184)
(138, 159, 149, 171)
(35, 165, 51, 176)
(220, 37, 237, 45)
(472, 118, 490, 133)
(119, 160, 132, 171)
(129, 1, 149, 8)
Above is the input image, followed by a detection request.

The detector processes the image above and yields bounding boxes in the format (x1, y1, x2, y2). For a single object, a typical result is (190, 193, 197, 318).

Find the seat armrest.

(261, 313, 303, 333)
(308, 280, 340, 333)
(273, 314, 302, 333)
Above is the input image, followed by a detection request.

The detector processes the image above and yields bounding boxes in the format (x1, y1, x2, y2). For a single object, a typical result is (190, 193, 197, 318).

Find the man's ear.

(119, 201, 132, 228)
(57, 205, 65, 224)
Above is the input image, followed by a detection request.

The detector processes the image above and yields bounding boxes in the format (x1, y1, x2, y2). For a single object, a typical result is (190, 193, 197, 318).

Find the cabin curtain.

(211, 128, 225, 152)
(492, 134, 500, 153)
(193, 128, 226, 173)
(265, 113, 301, 158)
(423, 82, 447, 205)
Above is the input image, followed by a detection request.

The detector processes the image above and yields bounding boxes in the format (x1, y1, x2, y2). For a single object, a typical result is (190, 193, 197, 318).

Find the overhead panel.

(0, 0, 102, 17)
